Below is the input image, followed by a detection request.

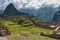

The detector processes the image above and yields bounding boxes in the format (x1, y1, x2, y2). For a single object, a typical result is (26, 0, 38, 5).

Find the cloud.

(0, 0, 60, 10)
(0, 0, 10, 10)
(12, 0, 60, 9)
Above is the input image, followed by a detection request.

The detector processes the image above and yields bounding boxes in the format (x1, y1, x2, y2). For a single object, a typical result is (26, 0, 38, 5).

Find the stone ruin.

(0, 25, 11, 36)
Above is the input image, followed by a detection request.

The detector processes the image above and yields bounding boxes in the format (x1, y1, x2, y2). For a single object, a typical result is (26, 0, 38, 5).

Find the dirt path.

(0, 34, 40, 40)
(4, 34, 28, 40)
(0, 34, 56, 40)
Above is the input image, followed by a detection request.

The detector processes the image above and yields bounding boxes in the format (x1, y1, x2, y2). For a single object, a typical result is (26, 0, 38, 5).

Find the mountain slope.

(0, 10, 3, 14)
(3, 3, 25, 16)
(53, 11, 60, 23)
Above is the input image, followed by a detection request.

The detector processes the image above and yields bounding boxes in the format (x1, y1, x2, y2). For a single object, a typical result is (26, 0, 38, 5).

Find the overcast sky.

(0, 0, 60, 10)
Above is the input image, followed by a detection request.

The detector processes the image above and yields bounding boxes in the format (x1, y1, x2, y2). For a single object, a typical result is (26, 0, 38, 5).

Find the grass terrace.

(2, 20, 58, 40)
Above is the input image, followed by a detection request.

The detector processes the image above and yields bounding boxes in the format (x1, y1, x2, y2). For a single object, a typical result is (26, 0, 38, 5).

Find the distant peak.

(7, 3, 14, 7)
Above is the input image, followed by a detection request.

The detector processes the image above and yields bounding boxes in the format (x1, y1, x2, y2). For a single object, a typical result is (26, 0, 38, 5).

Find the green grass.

(2, 20, 58, 40)
(3, 21, 15, 26)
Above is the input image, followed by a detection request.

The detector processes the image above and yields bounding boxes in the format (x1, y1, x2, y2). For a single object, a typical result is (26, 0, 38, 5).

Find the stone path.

(0, 37, 7, 40)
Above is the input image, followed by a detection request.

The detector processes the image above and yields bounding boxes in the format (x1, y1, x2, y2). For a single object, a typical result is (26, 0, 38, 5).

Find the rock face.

(53, 11, 60, 23)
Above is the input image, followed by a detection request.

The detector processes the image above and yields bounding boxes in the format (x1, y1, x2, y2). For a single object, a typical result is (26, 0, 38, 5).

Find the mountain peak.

(1, 3, 28, 17)
(7, 3, 15, 8)
(3, 3, 21, 16)
(4, 3, 16, 12)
